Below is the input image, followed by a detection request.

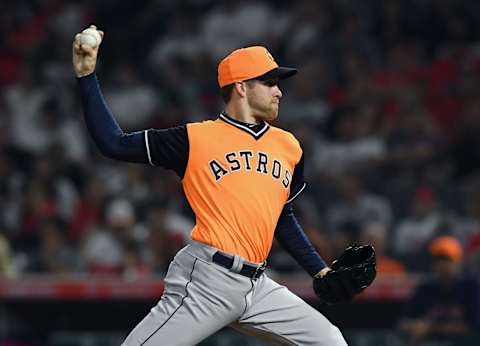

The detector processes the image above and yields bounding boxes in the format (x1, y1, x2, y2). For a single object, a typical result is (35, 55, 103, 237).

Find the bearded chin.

(267, 105, 279, 120)
(261, 103, 277, 118)
(250, 99, 278, 121)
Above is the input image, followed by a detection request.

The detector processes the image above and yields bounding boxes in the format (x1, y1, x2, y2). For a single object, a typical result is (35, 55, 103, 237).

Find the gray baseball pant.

(121, 240, 347, 346)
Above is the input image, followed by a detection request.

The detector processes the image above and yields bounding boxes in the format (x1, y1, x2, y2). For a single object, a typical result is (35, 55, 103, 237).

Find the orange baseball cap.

(429, 236, 463, 262)
(217, 46, 298, 87)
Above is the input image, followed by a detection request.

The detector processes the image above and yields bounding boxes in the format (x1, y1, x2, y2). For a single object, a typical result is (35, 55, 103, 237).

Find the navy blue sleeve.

(274, 203, 327, 276)
(77, 73, 147, 163)
(286, 154, 306, 203)
(77, 73, 189, 177)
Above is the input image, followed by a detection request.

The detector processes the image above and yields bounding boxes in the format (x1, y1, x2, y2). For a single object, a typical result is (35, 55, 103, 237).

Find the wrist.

(315, 267, 331, 278)
(76, 70, 95, 78)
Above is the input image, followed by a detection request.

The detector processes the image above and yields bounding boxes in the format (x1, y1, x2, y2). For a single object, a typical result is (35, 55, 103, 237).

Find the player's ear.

(233, 81, 247, 98)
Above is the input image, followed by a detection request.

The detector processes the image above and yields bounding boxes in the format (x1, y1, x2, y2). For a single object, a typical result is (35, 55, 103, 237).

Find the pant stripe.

(140, 258, 198, 345)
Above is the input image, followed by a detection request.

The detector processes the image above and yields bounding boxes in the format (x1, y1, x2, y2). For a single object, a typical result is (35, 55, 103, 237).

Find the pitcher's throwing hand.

(72, 25, 104, 78)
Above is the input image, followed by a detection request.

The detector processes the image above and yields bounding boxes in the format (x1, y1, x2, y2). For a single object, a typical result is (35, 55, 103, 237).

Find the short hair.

(220, 84, 235, 104)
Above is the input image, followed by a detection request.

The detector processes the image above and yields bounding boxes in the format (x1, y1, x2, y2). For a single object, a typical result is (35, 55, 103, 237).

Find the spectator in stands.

(0, 232, 14, 278)
(148, 13, 203, 67)
(81, 198, 135, 274)
(279, 60, 331, 125)
(465, 233, 480, 276)
(445, 186, 480, 246)
(330, 219, 362, 259)
(452, 99, 480, 181)
(103, 63, 158, 130)
(361, 222, 405, 275)
(399, 236, 480, 342)
(0, 151, 24, 233)
(143, 204, 186, 276)
(3, 67, 49, 155)
(326, 173, 393, 232)
(27, 218, 79, 274)
(122, 240, 150, 280)
(68, 177, 105, 243)
(384, 105, 444, 184)
(201, 1, 284, 61)
(122, 164, 150, 205)
(14, 179, 56, 254)
(314, 112, 386, 178)
(30, 154, 78, 221)
(38, 98, 89, 164)
(393, 185, 442, 270)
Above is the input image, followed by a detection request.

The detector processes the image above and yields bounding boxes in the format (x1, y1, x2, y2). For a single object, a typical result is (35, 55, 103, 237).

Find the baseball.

(80, 28, 101, 48)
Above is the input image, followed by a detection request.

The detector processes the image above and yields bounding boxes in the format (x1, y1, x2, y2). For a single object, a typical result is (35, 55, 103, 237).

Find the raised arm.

(72, 25, 149, 163)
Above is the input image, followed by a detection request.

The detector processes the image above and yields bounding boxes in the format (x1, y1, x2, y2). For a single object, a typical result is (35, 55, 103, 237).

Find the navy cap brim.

(256, 67, 298, 81)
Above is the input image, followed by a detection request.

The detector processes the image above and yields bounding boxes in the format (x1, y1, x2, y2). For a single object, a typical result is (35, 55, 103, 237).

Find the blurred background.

(1, 0, 480, 345)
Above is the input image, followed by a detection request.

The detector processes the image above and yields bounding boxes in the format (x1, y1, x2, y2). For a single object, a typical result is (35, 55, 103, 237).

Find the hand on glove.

(313, 245, 376, 305)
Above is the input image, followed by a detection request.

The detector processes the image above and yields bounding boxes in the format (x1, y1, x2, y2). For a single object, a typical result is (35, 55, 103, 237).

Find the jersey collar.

(219, 113, 270, 140)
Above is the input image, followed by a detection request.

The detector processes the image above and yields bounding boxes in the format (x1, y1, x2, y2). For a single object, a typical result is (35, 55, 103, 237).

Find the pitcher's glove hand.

(313, 245, 376, 305)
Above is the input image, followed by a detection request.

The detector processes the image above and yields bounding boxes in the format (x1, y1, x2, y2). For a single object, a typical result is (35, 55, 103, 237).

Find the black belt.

(212, 252, 266, 280)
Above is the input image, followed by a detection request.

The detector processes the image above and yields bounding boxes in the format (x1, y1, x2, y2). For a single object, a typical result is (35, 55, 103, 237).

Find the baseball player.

(73, 25, 350, 346)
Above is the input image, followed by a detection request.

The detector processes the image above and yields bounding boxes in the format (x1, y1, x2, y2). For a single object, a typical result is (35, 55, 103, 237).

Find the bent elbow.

(96, 139, 122, 160)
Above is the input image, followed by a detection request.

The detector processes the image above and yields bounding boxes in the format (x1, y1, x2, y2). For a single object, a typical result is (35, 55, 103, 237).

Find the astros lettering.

(208, 151, 291, 188)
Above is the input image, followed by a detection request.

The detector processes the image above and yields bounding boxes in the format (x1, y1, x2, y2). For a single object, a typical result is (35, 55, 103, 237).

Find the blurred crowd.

(1, 0, 480, 281)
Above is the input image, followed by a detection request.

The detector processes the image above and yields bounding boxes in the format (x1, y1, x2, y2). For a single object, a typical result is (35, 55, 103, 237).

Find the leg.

(232, 275, 348, 346)
(122, 247, 249, 346)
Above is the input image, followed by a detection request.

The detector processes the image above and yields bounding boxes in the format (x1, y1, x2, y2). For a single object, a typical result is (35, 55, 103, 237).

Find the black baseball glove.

(313, 245, 376, 305)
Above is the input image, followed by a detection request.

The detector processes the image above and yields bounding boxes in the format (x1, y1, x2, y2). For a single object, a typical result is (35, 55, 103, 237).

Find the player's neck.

(225, 103, 261, 125)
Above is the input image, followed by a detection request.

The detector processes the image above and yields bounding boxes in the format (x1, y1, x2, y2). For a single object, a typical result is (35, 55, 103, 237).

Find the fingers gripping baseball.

(72, 25, 104, 78)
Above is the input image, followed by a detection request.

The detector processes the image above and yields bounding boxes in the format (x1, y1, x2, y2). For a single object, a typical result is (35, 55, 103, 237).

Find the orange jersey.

(182, 114, 304, 263)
